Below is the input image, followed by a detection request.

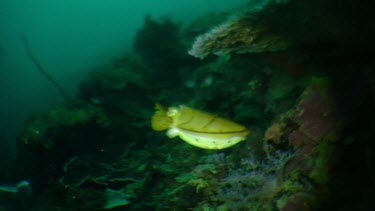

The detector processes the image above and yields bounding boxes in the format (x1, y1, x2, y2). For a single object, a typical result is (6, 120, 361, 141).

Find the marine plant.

(21, 103, 109, 149)
(178, 150, 294, 210)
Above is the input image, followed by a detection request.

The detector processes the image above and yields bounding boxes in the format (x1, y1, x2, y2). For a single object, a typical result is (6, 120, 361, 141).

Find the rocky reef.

(2, 0, 375, 210)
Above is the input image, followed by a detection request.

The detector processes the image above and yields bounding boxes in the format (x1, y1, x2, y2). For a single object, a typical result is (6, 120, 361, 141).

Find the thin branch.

(22, 35, 69, 101)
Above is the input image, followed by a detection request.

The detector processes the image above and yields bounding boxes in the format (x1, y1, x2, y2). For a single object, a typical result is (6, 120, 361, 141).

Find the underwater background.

(0, 0, 375, 210)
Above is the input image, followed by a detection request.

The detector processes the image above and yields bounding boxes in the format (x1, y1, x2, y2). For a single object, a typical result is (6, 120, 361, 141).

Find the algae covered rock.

(21, 103, 109, 149)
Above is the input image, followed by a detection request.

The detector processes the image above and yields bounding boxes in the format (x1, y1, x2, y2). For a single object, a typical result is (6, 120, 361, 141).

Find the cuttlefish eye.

(167, 108, 178, 117)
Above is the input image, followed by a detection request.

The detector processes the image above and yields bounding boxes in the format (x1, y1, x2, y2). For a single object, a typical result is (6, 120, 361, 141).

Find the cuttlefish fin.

(151, 103, 172, 131)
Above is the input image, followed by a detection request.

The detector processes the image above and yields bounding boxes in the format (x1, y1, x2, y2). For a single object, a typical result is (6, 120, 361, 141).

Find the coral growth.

(188, 16, 287, 59)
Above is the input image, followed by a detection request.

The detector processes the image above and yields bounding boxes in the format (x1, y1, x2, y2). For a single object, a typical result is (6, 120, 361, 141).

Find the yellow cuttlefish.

(151, 104, 249, 150)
